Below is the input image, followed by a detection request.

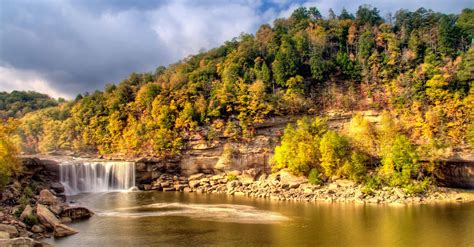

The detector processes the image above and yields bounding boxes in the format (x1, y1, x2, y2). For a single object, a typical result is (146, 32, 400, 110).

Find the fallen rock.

(38, 190, 59, 205)
(36, 204, 59, 229)
(53, 223, 78, 237)
(19, 205, 33, 221)
(0, 224, 18, 238)
(60, 207, 93, 221)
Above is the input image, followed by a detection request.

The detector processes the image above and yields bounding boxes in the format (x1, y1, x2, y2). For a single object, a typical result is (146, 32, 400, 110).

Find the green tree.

(271, 117, 328, 175)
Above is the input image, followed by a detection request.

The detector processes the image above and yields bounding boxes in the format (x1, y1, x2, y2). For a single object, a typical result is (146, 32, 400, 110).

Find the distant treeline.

(0, 91, 62, 119)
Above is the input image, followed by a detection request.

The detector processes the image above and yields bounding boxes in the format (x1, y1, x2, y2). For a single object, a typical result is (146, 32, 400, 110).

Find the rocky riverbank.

(0, 158, 93, 246)
(140, 169, 473, 205)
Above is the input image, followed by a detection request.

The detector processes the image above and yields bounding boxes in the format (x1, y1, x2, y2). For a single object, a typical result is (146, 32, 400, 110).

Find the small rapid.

(96, 202, 290, 224)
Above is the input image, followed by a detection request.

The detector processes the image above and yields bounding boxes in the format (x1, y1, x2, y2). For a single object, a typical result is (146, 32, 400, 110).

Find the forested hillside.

(4, 6, 474, 158)
(0, 91, 61, 119)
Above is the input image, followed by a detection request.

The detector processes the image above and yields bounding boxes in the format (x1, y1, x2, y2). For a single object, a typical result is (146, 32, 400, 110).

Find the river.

(45, 191, 474, 246)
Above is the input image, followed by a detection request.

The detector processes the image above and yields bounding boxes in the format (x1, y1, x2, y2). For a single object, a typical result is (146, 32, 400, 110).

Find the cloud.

(0, 66, 70, 99)
(0, 0, 472, 99)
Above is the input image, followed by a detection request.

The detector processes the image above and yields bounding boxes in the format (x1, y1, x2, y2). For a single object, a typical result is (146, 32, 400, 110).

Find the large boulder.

(0, 224, 18, 238)
(38, 190, 59, 205)
(50, 182, 65, 194)
(19, 205, 33, 221)
(36, 204, 59, 229)
(279, 170, 308, 184)
(60, 207, 93, 221)
(53, 223, 78, 237)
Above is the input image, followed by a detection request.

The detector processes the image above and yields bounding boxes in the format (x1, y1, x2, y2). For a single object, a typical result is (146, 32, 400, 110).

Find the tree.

(356, 5, 382, 26)
(339, 8, 354, 20)
(379, 135, 420, 187)
(320, 130, 350, 177)
(271, 117, 328, 175)
(457, 8, 474, 43)
(0, 119, 21, 189)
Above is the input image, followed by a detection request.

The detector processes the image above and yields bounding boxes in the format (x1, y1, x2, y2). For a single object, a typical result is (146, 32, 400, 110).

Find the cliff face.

(135, 116, 290, 184)
(436, 161, 474, 189)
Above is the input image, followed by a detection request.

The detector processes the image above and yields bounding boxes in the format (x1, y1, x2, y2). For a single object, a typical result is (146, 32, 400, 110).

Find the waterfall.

(60, 161, 136, 195)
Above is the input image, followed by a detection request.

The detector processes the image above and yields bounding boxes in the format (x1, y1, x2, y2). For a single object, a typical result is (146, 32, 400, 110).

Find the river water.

(46, 191, 474, 247)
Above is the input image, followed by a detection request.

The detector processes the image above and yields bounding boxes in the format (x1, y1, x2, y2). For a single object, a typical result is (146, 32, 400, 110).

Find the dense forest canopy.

(1, 5, 473, 159)
(0, 91, 61, 119)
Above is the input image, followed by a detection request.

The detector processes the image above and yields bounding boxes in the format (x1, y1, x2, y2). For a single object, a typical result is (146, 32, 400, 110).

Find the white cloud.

(0, 66, 71, 99)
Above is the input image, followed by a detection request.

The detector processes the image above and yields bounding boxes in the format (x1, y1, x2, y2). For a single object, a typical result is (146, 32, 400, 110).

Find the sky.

(0, 0, 473, 99)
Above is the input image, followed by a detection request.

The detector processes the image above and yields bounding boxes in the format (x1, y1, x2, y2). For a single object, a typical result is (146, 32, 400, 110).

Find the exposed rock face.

(0, 224, 19, 238)
(53, 224, 78, 237)
(436, 160, 474, 189)
(36, 204, 60, 229)
(60, 207, 93, 221)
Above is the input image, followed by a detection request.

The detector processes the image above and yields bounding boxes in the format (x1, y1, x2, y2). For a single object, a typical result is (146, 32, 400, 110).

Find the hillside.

(0, 91, 60, 119)
(3, 6, 473, 158)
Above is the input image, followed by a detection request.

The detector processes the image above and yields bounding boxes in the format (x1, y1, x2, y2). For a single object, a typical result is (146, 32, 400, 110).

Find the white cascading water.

(60, 161, 136, 195)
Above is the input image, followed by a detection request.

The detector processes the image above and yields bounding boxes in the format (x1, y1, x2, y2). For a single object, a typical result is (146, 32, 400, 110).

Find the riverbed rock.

(0, 224, 18, 238)
(0, 231, 9, 239)
(38, 190, 59, 205)
(19, 205, 33, 221)
(189, 173, 205, 181)
(174, 184, 187, 191)
(279, 170, 308, 184)
(31, 225, 44, 233)
(0, 237, 47, 247)
(60, 207, 93, 221)
(53, 223, 78, 238)
(36, 204, 59, 229)
(189, 180, 200, 188)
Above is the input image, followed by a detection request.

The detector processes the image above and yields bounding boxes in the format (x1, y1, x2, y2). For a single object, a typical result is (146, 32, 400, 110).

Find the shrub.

(14, 206, 25, 218)
(23, 215, 38, 226)
(24, 186, 34, 198)
(403, 177, 432, 195)
(361, 175, 382, 195)
(342, 151, 368, 183)
(308, 168, 323, 185)
(227, 174, 237, 181)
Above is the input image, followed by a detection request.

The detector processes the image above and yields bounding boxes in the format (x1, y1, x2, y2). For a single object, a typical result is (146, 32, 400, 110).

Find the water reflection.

(49, 192, 474, 247)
